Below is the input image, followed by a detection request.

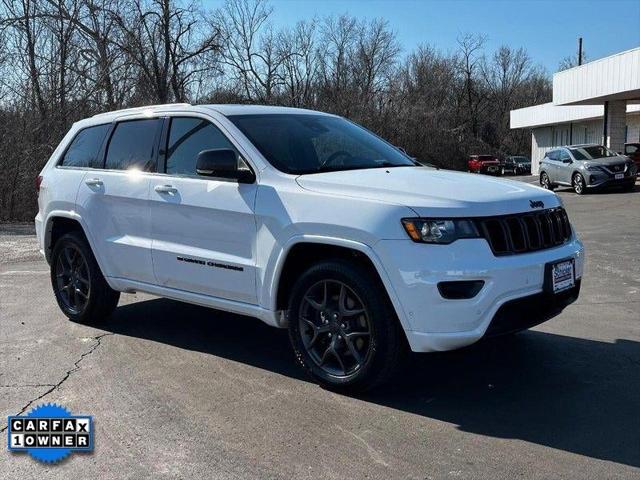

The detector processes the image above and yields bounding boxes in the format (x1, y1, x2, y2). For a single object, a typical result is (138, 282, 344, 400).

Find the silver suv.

(539, 144, 637, 194)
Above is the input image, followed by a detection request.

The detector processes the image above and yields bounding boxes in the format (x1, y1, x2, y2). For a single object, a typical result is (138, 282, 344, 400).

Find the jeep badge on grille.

(529, 200, 544, 209)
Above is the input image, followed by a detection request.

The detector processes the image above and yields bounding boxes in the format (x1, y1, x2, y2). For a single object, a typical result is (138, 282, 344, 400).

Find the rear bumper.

(482, 165, 500, 174)
(34, 212, 45, 259)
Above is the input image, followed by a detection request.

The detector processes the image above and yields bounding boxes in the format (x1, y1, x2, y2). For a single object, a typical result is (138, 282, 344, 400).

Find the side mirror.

(562, 159, 573, 164)
(196, 149, 255, 183)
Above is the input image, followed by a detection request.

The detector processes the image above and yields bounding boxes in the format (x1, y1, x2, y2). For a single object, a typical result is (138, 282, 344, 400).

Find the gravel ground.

(0, 223, 39, 265)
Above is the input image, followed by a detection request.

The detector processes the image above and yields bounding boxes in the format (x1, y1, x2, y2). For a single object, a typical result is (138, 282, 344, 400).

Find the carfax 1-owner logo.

(7, 403, 93, 463)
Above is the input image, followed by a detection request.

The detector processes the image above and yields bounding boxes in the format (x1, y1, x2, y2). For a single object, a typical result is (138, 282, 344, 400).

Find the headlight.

(401, 218, 480, 244)
(584, 163, 603, 172)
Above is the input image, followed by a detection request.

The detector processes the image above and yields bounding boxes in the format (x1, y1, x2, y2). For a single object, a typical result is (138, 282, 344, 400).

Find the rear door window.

(105, 119, 161, 172)
(60, 124, 110, 168)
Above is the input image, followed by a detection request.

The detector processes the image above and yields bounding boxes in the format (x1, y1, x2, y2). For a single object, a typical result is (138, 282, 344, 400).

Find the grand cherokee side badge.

(529, 200, 544, 209)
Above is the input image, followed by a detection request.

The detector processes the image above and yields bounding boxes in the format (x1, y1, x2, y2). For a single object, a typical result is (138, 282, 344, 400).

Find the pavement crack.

(0, 332, 113, 433)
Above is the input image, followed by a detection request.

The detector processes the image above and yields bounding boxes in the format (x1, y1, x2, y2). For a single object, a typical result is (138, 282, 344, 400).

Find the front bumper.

(373, 236, 584, 352)
(586, 171, 636, 188)
(483, 280, 580, 337)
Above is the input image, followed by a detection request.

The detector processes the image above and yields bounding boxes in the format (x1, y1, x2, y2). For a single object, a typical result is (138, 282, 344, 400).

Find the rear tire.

(50, 231, 120, 324)
(540, 172, 554, 190)
(288, 260, 405, 392)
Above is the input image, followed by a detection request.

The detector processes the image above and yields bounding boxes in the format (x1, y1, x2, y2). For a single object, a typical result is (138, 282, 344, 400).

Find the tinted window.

(229, 114, 415, 174)
(569, 145, 617, 161)
(105, 119, 161, 171)
(625, 144, 639, 154)
(547, 150, 558, 161)
(60, 124, 110, 168)
(559, 150, 571, 162)
(166, 118, 239, 175)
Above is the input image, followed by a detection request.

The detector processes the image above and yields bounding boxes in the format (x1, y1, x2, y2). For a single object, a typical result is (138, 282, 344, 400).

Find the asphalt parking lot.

(1, 176, 639, 479)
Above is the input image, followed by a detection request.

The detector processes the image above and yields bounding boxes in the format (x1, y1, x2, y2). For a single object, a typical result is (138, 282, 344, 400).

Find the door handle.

(154, 185, 178, 194)
(85, 178, 103, 186)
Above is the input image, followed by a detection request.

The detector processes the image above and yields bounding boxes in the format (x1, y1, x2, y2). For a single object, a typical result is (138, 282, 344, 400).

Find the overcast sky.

(204, 0, 640, 74)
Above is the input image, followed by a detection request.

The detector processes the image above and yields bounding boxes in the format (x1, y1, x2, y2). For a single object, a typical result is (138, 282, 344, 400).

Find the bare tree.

(112, 0, 220, 103)
(214, 0, 289, 102)
(278, 19, 317, 106)
(456, 33, 486, 139)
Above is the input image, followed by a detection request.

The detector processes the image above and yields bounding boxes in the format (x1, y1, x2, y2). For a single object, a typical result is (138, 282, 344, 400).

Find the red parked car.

(468, 155, 500, 175)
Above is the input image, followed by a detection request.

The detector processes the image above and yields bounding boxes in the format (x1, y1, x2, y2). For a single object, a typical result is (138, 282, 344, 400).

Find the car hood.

(585, 155, 628, 166)
(296, 167, 560, 217)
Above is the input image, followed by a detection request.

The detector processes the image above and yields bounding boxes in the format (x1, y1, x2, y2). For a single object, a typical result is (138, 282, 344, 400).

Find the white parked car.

(36, 104, 584, 391)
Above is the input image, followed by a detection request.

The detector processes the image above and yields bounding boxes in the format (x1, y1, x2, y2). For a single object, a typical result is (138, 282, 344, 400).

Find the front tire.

(288, 260, 404, 392)
(51, 231, 120, 324)
(573, 172, 586, 195)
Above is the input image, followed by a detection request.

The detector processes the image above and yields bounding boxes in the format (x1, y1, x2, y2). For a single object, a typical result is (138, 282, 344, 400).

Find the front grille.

(477, 208, 572, 256)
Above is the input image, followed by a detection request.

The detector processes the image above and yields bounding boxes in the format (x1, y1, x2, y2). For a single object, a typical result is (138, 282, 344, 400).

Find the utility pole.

(578, 37, 583, 66)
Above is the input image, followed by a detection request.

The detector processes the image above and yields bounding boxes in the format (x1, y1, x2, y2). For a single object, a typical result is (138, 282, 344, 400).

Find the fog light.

(437, 280, 485, 300)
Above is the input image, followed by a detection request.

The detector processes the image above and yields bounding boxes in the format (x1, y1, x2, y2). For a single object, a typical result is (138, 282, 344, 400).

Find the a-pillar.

(603, 100, 627, 153)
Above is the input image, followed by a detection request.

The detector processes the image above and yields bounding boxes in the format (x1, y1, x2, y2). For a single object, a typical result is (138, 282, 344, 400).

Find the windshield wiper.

(312, 165, 370, 173)
(303, 161, 419, 174)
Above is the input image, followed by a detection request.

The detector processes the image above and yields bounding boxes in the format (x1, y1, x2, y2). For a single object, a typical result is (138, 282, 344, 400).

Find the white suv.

(36, 104, 584, 391)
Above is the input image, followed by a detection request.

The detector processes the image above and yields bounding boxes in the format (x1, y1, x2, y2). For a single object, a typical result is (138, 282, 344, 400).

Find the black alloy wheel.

(50, 231, 120, 323)
(54, 244, 91, 315)
(288, 260, 404, 392)
(298, 279, 372, 377)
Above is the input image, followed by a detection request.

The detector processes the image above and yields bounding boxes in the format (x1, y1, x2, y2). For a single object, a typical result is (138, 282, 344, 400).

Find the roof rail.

(92, 103, 192, 118)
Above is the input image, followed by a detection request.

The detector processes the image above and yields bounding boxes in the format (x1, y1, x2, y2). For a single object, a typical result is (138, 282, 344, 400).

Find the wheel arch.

(268, 236, 411, 332)
(572, 169, 585, 180)
(44, 212, 98, 266)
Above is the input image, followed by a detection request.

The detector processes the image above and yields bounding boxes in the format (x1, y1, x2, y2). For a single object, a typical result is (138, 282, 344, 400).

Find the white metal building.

(510, 47, 640, 175)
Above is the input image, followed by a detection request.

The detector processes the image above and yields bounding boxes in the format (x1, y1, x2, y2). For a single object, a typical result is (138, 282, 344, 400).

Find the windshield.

(512, 156, 529, 162)
(228, 114, 417, 174)
(569, 146, 617, 161)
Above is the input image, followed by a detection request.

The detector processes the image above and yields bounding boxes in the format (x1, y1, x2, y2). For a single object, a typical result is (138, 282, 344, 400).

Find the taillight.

(36, 175, 43, 193)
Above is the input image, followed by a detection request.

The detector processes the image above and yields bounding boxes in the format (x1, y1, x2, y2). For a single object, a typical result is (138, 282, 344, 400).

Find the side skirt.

(107, 277, 282, 328)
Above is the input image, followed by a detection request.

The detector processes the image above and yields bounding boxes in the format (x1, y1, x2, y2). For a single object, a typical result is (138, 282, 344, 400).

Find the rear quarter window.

(59, 124, 110, 168)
